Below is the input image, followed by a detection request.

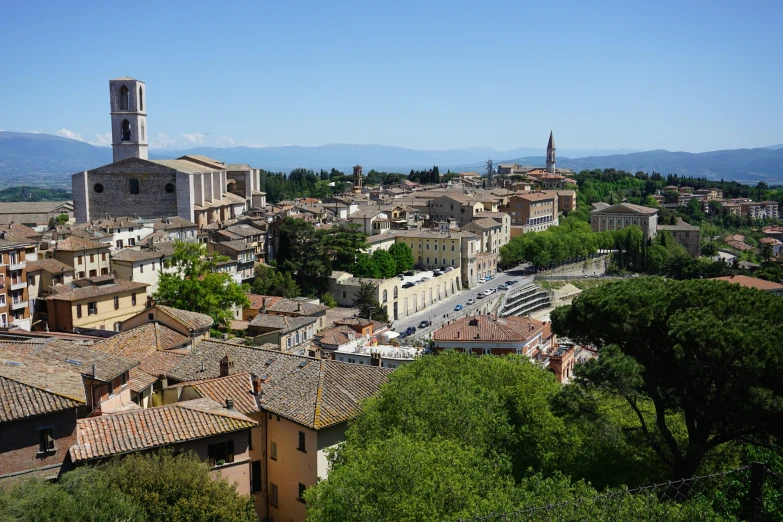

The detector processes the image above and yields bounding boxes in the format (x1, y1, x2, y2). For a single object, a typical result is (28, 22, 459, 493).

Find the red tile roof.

(709, 275, 783, 292)
(69, 398, 257, 462)
(433, 315, 545, 343)
(170, 373, 258, 415)
(55, 236, 106, 251)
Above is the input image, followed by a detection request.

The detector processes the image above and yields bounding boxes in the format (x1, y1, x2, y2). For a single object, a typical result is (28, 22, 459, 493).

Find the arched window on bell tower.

(141, 121, 145, 141)
(138, 86, 143, 111)
(119, 85, 129, 111)
(121, 119, 131, 141)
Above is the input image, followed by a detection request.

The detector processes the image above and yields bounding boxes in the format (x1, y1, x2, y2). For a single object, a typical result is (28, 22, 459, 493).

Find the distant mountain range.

(1, 131, 782, 185)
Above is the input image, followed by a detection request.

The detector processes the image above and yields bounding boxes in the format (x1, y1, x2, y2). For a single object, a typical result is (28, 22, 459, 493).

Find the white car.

(483, 289, 492, 296)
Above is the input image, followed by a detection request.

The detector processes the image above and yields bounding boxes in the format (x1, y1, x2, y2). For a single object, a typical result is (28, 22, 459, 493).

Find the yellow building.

(53, 236, 112, 280)
(45, 276, 148, 332)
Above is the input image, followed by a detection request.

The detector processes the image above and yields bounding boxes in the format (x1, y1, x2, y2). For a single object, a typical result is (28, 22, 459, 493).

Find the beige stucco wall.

(267, 415, 317, 522)
(54, 247, 111, 279)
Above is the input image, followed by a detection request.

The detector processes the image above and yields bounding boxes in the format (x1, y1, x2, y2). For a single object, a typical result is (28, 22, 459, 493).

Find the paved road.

(391, 266, 530, 335)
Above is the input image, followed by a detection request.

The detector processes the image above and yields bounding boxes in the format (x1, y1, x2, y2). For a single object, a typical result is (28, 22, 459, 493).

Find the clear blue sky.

(1, 0, 781, 152)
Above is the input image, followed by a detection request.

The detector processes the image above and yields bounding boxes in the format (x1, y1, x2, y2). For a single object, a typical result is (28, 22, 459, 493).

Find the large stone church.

(72, 78, 266, 225)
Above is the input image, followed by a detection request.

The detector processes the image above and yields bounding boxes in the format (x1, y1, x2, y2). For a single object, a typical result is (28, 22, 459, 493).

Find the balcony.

(9, 261, 25, 271)
(10, 281, 27, 291)
(10, 300, 28, 310)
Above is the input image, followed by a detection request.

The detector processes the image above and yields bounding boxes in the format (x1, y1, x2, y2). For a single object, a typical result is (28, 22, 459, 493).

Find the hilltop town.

(0, 78, 781, 521)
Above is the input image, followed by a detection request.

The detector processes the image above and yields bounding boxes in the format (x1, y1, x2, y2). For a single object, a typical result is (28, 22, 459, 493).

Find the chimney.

(225, 398, 234, 410)
(251, 375, 261, 395)
(219, 354, 233, 377)
(92, 363, 97, 377)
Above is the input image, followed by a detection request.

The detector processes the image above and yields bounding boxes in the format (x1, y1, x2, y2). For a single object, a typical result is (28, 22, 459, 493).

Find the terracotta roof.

(317, 325, 359, 347)
(91, 323, 189, 358)
(248, 314, 317, 333)
(0, 347, 86, 422)
(590, 202, 658, 215)
(68, 398, 257, 462)
(335, 317, 373, 328)
(55, 236, 106, 251)
(433, 315, 545, 343)
(26, 258, 74, 274)
(246, 294, 282, 310)
(111, 249, 168, 262)
(127, 367, 157, 393)
(166, 340, 391, 429)
(48, 279, 148, 301)
(466, 218, 503, 229)
(14, 340, 139, 383)
(267, 299, 328, 316)
(709, 275, 783, 292)
(155, 305, 214, 331)
(170, 373, 258, 415)
(137, 350, 187, 376)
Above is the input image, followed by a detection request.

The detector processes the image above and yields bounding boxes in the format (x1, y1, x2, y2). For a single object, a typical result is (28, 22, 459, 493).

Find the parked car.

(483, 289, 492, 296)
(397, 274, 405, 280)
(504, 280, 515, 287)
(454, 304, 463, 311)
(445, 267, 455, 272)
(486, 274, 494, 281)
(421, 276, 430, 281)
(402, 282, 415, 288)
(418, 320, 431, 328)
(497, 286, 507, 292)
(404, 327, 416, 336)
(466, 298, 476, 305)
(477, 293, 486, 299)
(433, 271, 443, 276)
(404, 271, 415, 276)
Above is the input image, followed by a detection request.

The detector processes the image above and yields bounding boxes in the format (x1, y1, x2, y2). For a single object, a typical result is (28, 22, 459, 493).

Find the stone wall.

(536, 256, 609, 278)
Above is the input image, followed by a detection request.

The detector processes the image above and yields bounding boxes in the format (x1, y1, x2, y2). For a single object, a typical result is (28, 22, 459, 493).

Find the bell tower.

(109, 77, 148, 162)
(546, 130, 556, 173)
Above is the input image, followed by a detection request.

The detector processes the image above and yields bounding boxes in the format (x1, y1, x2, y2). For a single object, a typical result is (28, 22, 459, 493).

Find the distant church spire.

(546, 130, 556, 173)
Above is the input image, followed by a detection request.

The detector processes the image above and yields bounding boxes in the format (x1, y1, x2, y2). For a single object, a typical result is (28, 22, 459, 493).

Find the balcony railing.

(9, 261, 25, 271)
(10, 300, 28, 310)
(10, 281, 27, 291)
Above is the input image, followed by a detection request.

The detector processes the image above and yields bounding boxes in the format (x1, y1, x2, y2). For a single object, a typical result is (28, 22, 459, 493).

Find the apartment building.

(428, 194, 485, 227)
(45, 276, 148, 332)
(0, 236, 37, 330)
(658, 222, 701, 257)
(53, 236, 111, 280)
(432, 315, 548, 357)
(462, 218, 503, 255)
(501, 192, 558, 233)
(741, 201, 779, 219)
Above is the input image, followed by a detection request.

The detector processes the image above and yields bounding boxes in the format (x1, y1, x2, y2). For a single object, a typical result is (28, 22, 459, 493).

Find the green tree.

(352, 281, 388, 322)
(700, 241, 718, 256)
(388, 242, 415, 274)
(551, 278, 783, 482)
(277, 218, 332, 296)
(251, 264, 300, 297)
(351, 253, 381, 278)
(152, 241, 249, 328)
(760, 241, 773, 261)
(48, 213, 70, 228)
(371, 249, 397, 278)
(320, 222, 368, 271)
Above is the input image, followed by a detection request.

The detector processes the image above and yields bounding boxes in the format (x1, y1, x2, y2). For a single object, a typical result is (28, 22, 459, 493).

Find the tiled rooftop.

(91, 323, 189, 358)
(433, 315, 545, 343)
(154, 305, 214, 331)
(48, 279, 148, 301)
(68, 398, 257, 462)
(166, 340, 390, 429)
(170, 373, 258, 415)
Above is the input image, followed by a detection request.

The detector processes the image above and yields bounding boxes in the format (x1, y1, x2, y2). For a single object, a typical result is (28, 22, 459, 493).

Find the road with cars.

(391, 266, 529, 338)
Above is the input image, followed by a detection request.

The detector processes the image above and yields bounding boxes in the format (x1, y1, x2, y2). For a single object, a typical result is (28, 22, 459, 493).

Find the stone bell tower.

(109, 77, 148, 162)
(546, 130, 556, 174)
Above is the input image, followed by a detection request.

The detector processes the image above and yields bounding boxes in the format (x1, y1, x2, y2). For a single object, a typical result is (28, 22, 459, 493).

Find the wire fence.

(453, 463, 783, 522)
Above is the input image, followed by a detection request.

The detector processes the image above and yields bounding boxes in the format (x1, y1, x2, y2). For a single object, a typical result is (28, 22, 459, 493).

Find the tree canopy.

(250, 263, 300, 298)
(0, 451, 256, 522)
(551, 277, 783, 481)
(352, 281, 388, 322)
(152, 241, 249, 328)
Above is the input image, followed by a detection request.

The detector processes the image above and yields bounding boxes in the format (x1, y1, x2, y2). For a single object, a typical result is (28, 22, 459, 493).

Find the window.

(382, 289, 387, 303)
(88, 302, 97, 315)
(141, 121, 145, 141)
(90, 254, 95, 263)
(148, 313, 154, 320)
(76, 304, 82, 318)
(271, 441, 277, 460)
(114, 322, 121, 332)
(269, 483, 279, 508)
(38, 427, 55, 453)
(93, 183, 104, 193)
(129, 238, 135, 246)
(298, 431, 306, 452)
(77, 255, 83, 265)
(140, 263, 143, 273)
(131, 293, 137, 306)
(129, 178, 140, 194)
(101, 253, 106, 262)
(89, 269, 97, 277)
(108, 378, 114, 395)
(116, 240, 123, 249)
(114, 296, 119, 310)
(298, 483, 307, 503)
(138, 86, 143, 110)
(121, 119, 131, 141)
(165, 183, 175, 193)
(207, 440, 234, 466)
(121, 372, 128, 386)
(251, 460, 262, 493)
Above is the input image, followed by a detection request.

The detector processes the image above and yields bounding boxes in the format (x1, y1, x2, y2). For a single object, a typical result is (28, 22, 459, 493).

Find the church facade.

(72, 78, 266, 225)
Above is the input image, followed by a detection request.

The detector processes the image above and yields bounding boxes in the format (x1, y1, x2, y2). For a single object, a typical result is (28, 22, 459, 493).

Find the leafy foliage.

(0, 186, 72, 202)
(351, 281, 389, 322)
(152, 241, 249, 328)
(0, 451, 255, 522)
(388, 242, 415, 273)
(250, 263, 300, 297)
(551, 278, 783, 481)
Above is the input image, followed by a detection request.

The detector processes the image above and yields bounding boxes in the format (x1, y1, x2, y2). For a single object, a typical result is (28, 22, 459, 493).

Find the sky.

(1, 0, 781, 153)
